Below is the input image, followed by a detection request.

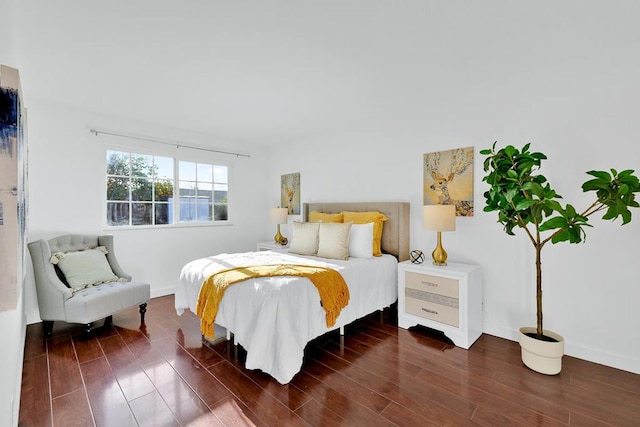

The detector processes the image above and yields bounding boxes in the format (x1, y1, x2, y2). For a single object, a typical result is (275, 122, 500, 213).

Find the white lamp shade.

(270, 207, 288, 224)
(423, 204, 456, 231)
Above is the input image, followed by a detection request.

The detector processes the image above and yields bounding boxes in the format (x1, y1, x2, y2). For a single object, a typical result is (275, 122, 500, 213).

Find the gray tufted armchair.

(28, 234, 150, 337)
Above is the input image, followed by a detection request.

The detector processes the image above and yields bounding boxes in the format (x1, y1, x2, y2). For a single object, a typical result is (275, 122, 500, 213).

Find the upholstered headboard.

(303, 202, 410, 261)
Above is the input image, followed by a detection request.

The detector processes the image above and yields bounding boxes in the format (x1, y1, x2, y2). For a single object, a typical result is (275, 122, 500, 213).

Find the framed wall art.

(0, 65, 27, 311)
(281, 172, 300, 215)
(424, 146, 474, 216)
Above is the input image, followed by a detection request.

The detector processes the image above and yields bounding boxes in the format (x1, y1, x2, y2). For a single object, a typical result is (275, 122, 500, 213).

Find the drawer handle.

(421, 281, 438, 287)
(421, 308, 438, 315)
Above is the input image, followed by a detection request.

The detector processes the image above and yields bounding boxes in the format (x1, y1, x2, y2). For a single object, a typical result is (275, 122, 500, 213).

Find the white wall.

(25, 99, 271, 323)
(268, 10, 640, 373)
(0, 0, 16, 64)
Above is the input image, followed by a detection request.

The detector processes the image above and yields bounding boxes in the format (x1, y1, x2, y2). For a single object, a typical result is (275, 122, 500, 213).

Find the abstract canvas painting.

(281, 172, 300, 215)
(0, 65, 26, 311)
(424, 146, 474, 216)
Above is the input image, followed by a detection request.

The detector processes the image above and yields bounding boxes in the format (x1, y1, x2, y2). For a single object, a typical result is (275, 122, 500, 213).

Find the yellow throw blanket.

(196, 264, 350, 338)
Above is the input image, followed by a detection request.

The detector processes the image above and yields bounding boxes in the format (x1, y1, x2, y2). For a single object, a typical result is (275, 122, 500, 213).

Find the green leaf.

(522, 181, 543, 197)
(505, 145, 517, 157)
(515, 199, 536, 211)
(582, 178, 611, 192)
(483, 157, 492, 172)
(586, 170, 612, 181)
(539, 216, 567, 232)
(507, 189, 520, 204)
(545, 200, 563, 212)
(618, 169, 635, 179)
(533, 175, 547, 184)
(602, 205, 617, 220)
(551, 230, 570, 243)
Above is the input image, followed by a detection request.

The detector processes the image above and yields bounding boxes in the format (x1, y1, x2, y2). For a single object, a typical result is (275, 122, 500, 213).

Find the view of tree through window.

(106, 150, 228, 226)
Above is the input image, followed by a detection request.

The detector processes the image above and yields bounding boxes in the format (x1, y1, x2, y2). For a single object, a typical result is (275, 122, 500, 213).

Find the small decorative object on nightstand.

(257, 241, 290, 253)
(409, 250, 425, 264)
(398, 260, 482, 349)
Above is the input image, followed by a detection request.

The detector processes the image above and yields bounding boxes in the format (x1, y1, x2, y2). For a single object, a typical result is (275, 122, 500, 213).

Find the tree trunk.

(536, 244, 543, 337)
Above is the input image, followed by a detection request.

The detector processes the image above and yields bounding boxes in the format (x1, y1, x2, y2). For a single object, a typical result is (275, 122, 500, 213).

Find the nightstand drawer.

(405, 271, 459, 299)
(405, 296, 459, 327)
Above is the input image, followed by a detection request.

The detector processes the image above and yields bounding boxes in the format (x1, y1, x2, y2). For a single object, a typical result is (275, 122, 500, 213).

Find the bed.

(175, 201, 410, 384)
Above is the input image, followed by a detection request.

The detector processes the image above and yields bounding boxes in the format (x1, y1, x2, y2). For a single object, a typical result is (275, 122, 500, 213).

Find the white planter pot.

(518, 327, 565, 375)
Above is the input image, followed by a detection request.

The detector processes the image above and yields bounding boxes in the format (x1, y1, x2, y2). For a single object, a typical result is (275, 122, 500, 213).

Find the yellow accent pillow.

(309, 211, 344, 223)
(341, 211, 389, 256)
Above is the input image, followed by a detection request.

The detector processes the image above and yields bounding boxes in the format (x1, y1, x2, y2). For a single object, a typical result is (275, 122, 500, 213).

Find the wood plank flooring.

(19, 295, 640, 426)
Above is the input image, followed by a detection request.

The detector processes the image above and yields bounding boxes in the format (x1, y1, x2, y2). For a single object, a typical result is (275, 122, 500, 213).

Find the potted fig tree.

(481, 142, 639, 374)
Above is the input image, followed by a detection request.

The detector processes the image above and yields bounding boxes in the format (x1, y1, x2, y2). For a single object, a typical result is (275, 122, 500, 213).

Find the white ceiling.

(10, 0, 640, 146)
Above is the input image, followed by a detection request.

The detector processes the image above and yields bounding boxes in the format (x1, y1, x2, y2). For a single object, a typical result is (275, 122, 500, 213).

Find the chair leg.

(85, 322, 93, 335)
(43, 321, 54, 338)
(139, 303, 147, 324)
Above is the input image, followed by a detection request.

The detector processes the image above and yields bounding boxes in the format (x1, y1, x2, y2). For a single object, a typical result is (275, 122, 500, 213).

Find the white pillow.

(55, 249, 120, 290)
(349, 222, 374, 258)
(288, 222, 320, 256)
(317, 222, 352, 260)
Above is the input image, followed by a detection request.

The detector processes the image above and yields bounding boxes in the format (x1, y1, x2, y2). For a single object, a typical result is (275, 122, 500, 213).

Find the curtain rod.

(89, 129, 251, 158)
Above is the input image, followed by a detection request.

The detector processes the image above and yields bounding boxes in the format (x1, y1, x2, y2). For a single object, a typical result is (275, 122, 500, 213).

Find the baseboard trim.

(151, 286, 175, 299)
(483, 322, 640, 375)
(564, 342, 640, 375)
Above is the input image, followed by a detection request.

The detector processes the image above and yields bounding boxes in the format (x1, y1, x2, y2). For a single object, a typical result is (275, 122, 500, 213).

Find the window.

(178, 161, 228, 222)
(106, 150, 229, 227)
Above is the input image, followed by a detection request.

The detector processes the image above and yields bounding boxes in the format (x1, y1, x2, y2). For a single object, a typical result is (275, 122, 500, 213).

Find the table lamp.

(270, 207, 289, 245)
(423, 204, 456, 266)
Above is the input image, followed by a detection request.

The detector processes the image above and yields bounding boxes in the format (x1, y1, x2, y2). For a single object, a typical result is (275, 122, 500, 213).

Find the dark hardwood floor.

(19, 295, 640, 426)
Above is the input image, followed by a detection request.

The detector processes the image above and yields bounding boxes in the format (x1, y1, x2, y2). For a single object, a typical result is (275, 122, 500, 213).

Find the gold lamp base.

(273, 225, 288, 246)
(431, 231, 448, 266)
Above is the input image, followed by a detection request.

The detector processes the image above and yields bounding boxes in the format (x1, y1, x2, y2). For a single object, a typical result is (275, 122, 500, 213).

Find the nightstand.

(398, 260, 482, 349)
(256, 241, 290, 253)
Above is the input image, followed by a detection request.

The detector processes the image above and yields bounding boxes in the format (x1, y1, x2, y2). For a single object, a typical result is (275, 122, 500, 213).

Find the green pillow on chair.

(51, 247, 120, 290)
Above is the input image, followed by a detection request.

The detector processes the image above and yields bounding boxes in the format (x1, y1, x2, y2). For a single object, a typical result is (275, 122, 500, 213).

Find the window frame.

(103, 144, 233, 230)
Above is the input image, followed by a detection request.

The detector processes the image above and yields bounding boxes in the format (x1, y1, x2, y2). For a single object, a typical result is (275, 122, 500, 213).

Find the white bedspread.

(175, 250, 398, 384)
